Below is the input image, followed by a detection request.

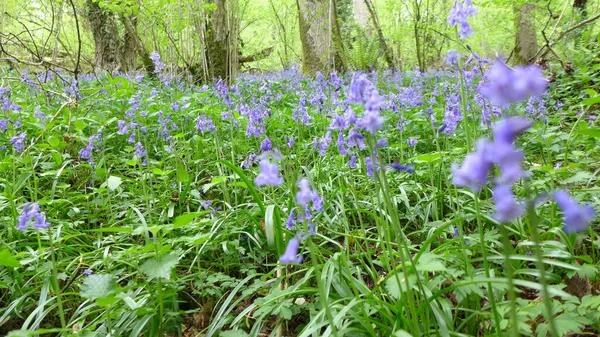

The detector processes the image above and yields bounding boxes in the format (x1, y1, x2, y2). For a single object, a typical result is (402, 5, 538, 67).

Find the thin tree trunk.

(353, 0, 369, 27)
(412, 0, 423, 70)
(86, 0, 122, 71)
(573, 0, 588, 45)
(121, 15, 154, 73)
(296, 0, 346, 74)
(121, 14, 138, 72)
(363, 0, 393, 68)
(514, 3, 538, 65)
(51, 0, 64, 62)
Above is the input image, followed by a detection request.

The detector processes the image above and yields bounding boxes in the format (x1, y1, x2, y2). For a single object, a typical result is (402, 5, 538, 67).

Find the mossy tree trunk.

(513, 3, 538, 65)
(296, 0, 347, 75)
(85, 0, 142, 72)
(204, 0, 238, 82)
(86, 0, 123, 71)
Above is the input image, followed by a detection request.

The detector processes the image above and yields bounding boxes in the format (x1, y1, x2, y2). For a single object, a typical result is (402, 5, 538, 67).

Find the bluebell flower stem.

(473, 195, 502, 336)
(526, 202, 559, 337)
(499, 223, 519, 337)
(308, 239, 338, 337)
(48, 226, 67, 330)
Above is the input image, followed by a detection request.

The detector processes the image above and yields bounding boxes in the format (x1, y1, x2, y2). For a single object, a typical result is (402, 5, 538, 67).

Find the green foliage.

(346, 27, 381, 70)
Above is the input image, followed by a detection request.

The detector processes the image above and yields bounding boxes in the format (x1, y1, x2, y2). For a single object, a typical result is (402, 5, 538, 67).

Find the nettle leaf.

(563, 171, 596, 184)
(140, 253, 179, 280)
(416, 253, 446, 272)
(80, 274, 117, 300)
(106, 176, 123, 191)
(0, 249, 21, 268)
(385, 272, 418, 300)
(393, 331, 413, 337)
(219, 330, 249, 337)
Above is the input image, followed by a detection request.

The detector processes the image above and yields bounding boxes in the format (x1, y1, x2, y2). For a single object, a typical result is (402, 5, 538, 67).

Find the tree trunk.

(363, 0, 393, 68)
(353, 0, 369, 27)
(296, 0, 346, 75)
(514, 4, 538, 65)
(206, 0, 230, 80)
(121, 14, 154, 73)
(86, 0, 123, 71)
(573, 0, 588, 45)
(121, 14, 138, 72)
(51, 0, 65, 62)
(411, 0, 424, 70)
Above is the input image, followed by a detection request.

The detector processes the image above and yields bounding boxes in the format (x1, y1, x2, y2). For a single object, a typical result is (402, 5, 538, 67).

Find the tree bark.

(572, 0, 588, 44)
(86, 0, 123, 71)
(363, 0, 393, 68)
(514, 3, 538, 65)
(206, 0, 229, 80)
(296, 0, 346, 75)
(353, 0, 369, 27)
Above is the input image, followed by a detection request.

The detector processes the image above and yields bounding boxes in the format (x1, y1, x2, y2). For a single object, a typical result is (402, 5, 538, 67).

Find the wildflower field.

(1, 1, 600, 337)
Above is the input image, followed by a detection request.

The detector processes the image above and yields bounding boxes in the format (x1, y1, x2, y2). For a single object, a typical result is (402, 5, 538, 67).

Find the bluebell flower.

(83, 269, 93, 276)
(117, 120, 129, 135)
(493, 185, 524, 222)
(377, 138, 388, 148)
(195, 115, 215, 134)
(366, 157, 375, 178)
(287, 210, 296, 229)
(201, 200, 213, 210)
(286, 136, 295, 148)
(279, 238, 304, 264)
(296, 178, 313, 207)
(391, 163, 415, 174)
(150, 51, 165, 73)
(452, 139, 493, 192)
(444, 50, 461, 67)
(259, 137, 272, 153)
(254, 160, 283, 187)
(554, 190, 595, 233)
(134, 142, 146, 158)
(348, 155, 357, 168)
(347, 128, 366, 149)
(17, 202, 50, 231)
(10, 132, 27, 152)
(242, 153, 257, 168)
(407, 138, 418, 148)
(480, 59, 548, 107)
(348, 73, 374, 104)
(336, 133, 349, 155)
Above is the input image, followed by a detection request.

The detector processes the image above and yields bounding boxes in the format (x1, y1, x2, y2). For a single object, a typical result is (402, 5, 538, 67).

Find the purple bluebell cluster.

(279, 237, 304, 264)
(79, 133, 103, 165)
(17, 202, 50, 231)
(444, 50, 461, 67)
(9, 132, 27, 152)
(480, 60, 548, 107)
(554, 191, 595, 233)
(447, 0, 478, 39)
(254, 160, 283, 187)
(195, 115, 215, 134)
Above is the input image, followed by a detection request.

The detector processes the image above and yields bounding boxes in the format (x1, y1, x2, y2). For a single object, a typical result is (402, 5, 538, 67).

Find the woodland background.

(1, 0, 599, 80)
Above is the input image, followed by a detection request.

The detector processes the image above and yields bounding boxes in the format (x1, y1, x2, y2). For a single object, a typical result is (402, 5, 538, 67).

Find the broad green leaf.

(577, 127, 600, 138)
(0, 249, 21, 268)
(563, 171, 595, 184)
(220, 330, 249, 337)
(176, 163, 190, 183)
(173, 212, 207, 228)
(106, 176, 122, 191)
(393, 331, 413, 337)
(416, 252, 446, 272)
(140, 253, 178, 280)
(80, 274, 116, 300)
